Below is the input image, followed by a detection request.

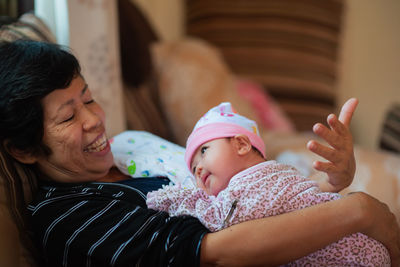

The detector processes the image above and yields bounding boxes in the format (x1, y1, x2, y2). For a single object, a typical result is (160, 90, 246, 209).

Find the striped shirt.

(28, 178, 208, 267)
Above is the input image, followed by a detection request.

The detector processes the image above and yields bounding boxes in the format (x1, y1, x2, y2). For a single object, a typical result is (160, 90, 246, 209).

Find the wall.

(132, 0, 400, 150)
(338, 0, 400, 149)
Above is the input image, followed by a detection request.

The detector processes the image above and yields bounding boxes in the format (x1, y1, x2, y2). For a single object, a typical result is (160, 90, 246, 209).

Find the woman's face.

(34, 75, 114, 183)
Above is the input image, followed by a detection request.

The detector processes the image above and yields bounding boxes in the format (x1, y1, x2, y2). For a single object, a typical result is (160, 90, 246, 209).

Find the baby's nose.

(195, 165, 203, 180)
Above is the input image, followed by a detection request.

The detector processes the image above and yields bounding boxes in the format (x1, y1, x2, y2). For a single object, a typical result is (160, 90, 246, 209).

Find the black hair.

(0, 40, 81, 156)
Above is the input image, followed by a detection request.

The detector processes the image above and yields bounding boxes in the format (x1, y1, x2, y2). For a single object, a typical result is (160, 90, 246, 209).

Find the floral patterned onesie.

(147, 161, 390, 266)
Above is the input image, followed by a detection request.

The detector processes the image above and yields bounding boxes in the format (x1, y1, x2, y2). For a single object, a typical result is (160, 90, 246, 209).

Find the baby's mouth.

(84, 134, 108, 152)
(202, 173, 210, 185)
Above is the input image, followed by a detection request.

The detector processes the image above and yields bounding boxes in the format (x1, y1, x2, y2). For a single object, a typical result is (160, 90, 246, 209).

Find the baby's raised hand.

(307, 98, 358, 192)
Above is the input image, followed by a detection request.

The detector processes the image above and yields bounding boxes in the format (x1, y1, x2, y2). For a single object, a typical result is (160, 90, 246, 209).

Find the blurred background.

(132, 0, 400, 151)
(1, 0, 399, 151)
(1, 3, 400, 265)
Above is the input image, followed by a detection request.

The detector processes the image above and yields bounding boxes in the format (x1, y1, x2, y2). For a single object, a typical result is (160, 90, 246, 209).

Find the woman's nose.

(82, 106, 101, 131)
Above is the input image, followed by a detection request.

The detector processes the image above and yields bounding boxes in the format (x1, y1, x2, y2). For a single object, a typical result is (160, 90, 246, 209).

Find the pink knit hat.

(185, 102, 266, 171)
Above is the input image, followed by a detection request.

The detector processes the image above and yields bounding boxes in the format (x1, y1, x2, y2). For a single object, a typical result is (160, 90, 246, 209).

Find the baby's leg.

(289, 232, 390, 267)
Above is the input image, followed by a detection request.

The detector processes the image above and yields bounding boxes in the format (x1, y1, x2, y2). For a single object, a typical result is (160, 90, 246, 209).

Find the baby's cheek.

(196, 178, 205, 190)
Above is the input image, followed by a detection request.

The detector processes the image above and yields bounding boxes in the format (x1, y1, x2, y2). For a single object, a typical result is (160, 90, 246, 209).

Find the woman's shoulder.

(29, 180, 148, 210)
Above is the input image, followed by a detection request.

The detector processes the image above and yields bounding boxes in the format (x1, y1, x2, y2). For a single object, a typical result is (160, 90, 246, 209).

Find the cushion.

(117, 0, 159, 87)
(110, 131, 194, 188)
(0, 206, 20, 267)
(151, 37, 267, 146)
(123, 82, 174, 142)
(185, 0, 344, 131)
(117, 0, 175, 142)
(380, 103, 400, 153)
(0, 145, 40, 267)
(236, 79, 295, 133)
(0, 13, 56, 42)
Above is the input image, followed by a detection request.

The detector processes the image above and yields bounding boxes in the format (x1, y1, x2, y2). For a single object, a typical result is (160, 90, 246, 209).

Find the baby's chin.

(208, 187, 222, 196)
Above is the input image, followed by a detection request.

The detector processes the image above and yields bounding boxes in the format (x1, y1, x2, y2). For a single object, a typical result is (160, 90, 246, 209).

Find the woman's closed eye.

(59, 98, 94, 124)
(62, 114, 74, 123)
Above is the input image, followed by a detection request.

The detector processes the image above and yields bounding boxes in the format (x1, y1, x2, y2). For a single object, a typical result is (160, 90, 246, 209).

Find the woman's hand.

(307, 98, 358, 192)
(352, 192, 400, 267)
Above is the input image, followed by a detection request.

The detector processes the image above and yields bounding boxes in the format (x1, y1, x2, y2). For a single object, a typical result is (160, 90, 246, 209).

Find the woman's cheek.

(93, 103, 106, 122)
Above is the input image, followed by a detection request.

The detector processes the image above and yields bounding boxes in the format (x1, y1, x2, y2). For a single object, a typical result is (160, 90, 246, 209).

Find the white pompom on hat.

(184, 102, 266, 171)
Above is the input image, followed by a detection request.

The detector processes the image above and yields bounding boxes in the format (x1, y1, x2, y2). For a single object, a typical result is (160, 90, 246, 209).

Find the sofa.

(1, 1, 399, 266)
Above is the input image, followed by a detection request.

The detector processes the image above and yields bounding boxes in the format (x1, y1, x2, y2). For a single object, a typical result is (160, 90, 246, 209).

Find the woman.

(0, 40, 399, 267)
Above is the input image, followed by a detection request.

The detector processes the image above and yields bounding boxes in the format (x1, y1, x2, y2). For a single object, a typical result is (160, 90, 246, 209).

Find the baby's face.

(190, 138, 245, 196)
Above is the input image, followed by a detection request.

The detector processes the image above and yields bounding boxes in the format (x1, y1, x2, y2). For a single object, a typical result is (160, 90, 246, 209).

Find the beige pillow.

(151, 37, 260, 146)
(0, 207, 20, 267)
(0, 13, 56, 42)
(0, 145, 39, 267)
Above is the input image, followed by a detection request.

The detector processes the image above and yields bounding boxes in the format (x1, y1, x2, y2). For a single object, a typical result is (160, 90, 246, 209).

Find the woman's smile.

(84, 133, 109, 153)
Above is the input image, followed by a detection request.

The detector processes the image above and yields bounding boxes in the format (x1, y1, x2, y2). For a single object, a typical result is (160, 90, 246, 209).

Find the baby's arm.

(146, 185, 228, 231)
(307, 98, 358, 193)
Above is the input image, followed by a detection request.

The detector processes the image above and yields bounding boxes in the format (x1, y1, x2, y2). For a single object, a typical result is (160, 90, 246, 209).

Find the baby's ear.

(232, 134, 252, 156)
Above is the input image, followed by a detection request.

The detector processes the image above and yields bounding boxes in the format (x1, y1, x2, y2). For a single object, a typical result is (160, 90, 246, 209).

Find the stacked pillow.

(185, 0, 344, 131)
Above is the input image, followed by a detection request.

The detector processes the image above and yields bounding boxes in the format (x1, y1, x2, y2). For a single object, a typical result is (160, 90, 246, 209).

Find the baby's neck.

(239, 152, 266, 173)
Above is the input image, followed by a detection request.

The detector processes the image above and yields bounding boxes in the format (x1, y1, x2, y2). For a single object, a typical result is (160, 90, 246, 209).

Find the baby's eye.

(192, 166, 196, 175)
(201, 146, 208, 154)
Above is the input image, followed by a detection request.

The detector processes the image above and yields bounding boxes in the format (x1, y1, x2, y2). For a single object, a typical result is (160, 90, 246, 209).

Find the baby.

(147, 102, 390, 266)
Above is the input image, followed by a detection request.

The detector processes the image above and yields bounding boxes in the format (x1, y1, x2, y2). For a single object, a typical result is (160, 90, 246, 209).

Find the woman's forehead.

(42, 77, 87, 112)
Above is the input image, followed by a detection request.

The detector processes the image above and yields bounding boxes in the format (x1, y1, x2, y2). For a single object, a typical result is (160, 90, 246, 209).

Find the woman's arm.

(200, 192, 400, 267)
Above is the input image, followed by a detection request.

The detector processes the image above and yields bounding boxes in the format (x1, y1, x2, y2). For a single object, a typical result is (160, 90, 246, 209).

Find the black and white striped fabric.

(28, 181, 208, 267)
(380, 103, 400, 153)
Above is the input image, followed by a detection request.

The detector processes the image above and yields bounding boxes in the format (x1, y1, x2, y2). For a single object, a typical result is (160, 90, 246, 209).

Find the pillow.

(236, 79, 295, 133)
(110, 131, 195, 188)
(0, 145, 40, 267)
(151, 37, 262, 146)
(0, 13, 56, 42)
(123, 83, 174, 142)
(185, 1, 343, 131)
(379, 103, 400, 153)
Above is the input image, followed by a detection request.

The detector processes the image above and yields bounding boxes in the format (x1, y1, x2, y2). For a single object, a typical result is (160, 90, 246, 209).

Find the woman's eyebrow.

(81, 83, 88, 96)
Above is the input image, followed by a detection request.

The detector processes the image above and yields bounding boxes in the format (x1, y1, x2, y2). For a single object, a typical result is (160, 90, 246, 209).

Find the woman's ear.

(231, 134, 252, 156)
(3, 141, 38, 164)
